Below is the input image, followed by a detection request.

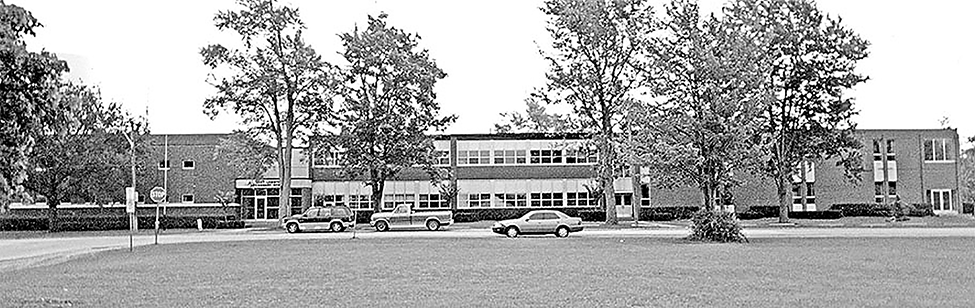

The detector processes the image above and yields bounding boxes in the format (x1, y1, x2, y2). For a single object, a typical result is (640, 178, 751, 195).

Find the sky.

(16, 0, 975, 141)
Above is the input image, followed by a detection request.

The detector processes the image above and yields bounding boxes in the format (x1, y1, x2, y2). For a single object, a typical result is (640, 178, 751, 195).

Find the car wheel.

(555, 226, 570, 238)
(286, 223, 300, 233)
(505, 226, 519, 238)
(330, 222, 343, 232)
(426, 220, 441, 231)
(375, 221, 389, 232)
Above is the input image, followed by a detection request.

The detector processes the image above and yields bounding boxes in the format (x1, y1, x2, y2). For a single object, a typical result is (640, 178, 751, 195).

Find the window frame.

(182, 160, 195, 170)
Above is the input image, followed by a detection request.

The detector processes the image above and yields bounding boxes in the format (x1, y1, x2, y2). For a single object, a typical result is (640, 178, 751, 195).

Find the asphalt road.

(2, 226, 974, 272)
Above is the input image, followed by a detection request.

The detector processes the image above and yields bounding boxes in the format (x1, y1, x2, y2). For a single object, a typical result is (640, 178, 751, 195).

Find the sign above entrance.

(235, 178, 312, 189)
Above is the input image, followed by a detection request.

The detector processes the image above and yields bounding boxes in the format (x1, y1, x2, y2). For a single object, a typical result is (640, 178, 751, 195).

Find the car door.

(388, 205, 411, 227)
(525, 213, 547, 233)
(537, 213, 560, 233)
(301, 208, 320, 229)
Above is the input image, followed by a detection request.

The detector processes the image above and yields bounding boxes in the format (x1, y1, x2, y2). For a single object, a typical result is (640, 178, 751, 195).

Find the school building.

(136, 128, 962, 220)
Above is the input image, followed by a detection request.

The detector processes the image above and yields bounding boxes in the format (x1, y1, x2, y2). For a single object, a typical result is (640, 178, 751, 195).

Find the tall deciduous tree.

(960, 137, 975, 207)
(537, 0, 657, 224)
(633, 0, 769, 212)
(494, 96, 580, 134)
(724, 0, 868, 222)
(24, 82, 150, 232)
(201, 0, 335, 219)
(326, 14, 454, 212)
(0, 1, 68, 211)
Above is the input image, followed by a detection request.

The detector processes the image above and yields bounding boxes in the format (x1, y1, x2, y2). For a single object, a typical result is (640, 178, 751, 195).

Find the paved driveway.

(2, 227, 973, 272)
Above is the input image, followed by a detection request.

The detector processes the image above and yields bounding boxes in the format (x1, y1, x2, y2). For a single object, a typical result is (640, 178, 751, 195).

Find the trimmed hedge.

(788, 210, 843, 220)
(830, 203, 934, 217)
(0, 214, 244, 231)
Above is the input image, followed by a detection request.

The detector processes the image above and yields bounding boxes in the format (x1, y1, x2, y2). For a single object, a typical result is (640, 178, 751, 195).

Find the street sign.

(125, 187, 137, 213)
(150, 186, 167, 203)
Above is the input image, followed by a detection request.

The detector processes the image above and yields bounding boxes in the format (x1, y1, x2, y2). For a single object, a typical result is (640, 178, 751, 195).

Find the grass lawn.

(2, 237, 974, 307)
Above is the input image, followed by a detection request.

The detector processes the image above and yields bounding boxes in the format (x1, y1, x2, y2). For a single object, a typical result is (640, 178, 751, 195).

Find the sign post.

(150, 187, 166, 245)
(125, 187, 137, 252)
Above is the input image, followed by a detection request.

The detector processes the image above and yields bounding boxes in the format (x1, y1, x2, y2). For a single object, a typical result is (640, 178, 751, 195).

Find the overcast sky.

(16, 0, 975, 141)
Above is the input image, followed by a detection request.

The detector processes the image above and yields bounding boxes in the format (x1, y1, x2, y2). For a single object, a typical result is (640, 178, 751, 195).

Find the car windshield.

(304, 208, 319, 217)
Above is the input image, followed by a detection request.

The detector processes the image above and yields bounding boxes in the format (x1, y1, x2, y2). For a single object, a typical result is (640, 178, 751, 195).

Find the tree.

(724, 0, 868, 222)
(23, 82, 150, 232)
(201, 0, 336, 220)
(325, 14, 455, 212)
(537, 0, 658, 224)
(0, 1, 68, 211)
(214, 130, 276, 180)
(494, 96, 580, 134)
(632, 0, 768, 212)
(960, 137, 975, 207)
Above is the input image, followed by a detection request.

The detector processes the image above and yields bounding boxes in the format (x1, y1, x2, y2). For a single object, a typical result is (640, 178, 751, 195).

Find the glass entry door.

(255, 197, 267, 219)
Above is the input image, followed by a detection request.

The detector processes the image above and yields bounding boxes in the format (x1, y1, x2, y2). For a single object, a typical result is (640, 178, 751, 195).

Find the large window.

(791, 183, 816, 207)
(457, 150, 490, 165)
(493, 193, 527, 207)
(927, 189, 953, 211)
(874, 181, 897, 204)
(433, 151, 450, 166)
(315, 195, 345, 207)
(418, 194, 448, 209)
(530, 150, 563, 164)
(530, 192, 563, 207)
(873, 139, 895, 161)
(566, 192, 595, 206)
(313, 151, 343, 167)
(924, 139, 952, 161)
(383, 194, 415, 210)
(467, 193, 492, 207)
(493, 150, 527, 164)
(564, 149, 596, 164)
(347, 195, 373, 210)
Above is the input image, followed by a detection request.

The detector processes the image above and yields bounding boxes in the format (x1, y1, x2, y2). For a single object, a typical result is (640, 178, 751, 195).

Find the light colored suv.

(283, 206, 356, 233)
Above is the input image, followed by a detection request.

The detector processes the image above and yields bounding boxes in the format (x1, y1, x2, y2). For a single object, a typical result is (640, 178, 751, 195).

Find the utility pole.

(122, 121, 137, 252)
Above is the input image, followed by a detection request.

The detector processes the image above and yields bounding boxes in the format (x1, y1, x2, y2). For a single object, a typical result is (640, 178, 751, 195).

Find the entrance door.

(615, 194, 632, 218)
(255, 197, 267, 220)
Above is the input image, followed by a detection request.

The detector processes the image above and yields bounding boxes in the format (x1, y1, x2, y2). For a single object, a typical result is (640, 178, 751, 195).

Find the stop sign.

(150, 186, 167, 203)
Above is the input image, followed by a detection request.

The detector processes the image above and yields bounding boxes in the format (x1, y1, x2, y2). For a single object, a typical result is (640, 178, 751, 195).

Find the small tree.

(633, 0, 768, 212)
(202, 0, 336, 220)
(24, 82, 149, 232)
(0, 1, 68, 211)
(325, 14, 455, 212)
(537, 0, 659, 224)
(724, 0, 868, 222)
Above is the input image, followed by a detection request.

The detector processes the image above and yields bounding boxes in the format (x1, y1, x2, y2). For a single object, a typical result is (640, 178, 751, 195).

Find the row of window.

(870, 138, 954, 162)
(313, 149, 596, 167)
(157, 160, 196, 170)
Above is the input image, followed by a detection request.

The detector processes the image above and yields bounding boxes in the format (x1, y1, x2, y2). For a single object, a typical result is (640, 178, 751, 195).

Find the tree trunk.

(630, 163, 642, 221)
(777, 172, 790, 223)
(47, 199, 59, 233)
(601, 136, 617, 225)
(371, 178, 385, 213)
(278, 125, 293, 222)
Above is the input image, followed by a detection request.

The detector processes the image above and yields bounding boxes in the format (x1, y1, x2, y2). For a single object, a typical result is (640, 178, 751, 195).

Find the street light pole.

(122, 121, 137, 252)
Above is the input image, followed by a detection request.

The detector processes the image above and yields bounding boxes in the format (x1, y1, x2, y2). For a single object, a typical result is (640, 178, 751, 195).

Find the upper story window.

(181, 194, 194, 203)
(313, 150, 343, 167)
(157, 160, 170, 170)
(457, 150, 490, 165)
(433, 151, 450, 166)
(493, 150, 527, 164)
(182, 160, 195, 170)
(565, 149, 596, 164)
(923, 139, 952, 162)
(530, 150, 563, 164)
(872, 139, 895, 161)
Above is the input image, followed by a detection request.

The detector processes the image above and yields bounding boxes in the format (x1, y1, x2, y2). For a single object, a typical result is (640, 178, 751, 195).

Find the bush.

(639, 206, 700, 221)
(453, 212, 478, 223)
(831, 203, 934, 217)
(788, 210, 843, 220)
(687, 210, 747, 243)
(0, 214, 244, 231)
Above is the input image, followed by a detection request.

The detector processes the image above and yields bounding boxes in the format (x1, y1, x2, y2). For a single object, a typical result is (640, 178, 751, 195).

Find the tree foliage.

(538, 0, 658, 224)
(201, 0, 336, 218)
(724, 0, 868, 222)
(215, 130, 276, 180)
(326, 13, 454, 211)
(0, 1, 68, 210)
(632, 0, 768, 211)
(961, 137, 975, 206)
(494, 97, 580, 134)
(23, 82, 150, 231)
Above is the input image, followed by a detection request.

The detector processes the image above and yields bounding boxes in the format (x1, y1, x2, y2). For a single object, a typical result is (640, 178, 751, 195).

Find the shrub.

(905, 203, 934, 217)
(453, 212, 478, 223)
(788, 210, 843, 220)
(687, 210, 747, 243)
(831, 203, 934, 217)
(639, 206, 700, 221)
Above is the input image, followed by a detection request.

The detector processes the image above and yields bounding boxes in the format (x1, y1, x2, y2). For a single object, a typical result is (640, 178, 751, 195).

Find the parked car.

(492, 210, 583, 238)
(283, 205, 356, 233)
(370, 204, 453, 231)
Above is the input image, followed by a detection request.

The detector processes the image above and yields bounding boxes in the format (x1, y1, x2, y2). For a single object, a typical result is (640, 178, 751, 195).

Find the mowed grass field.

(2, 237, 974, 307)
